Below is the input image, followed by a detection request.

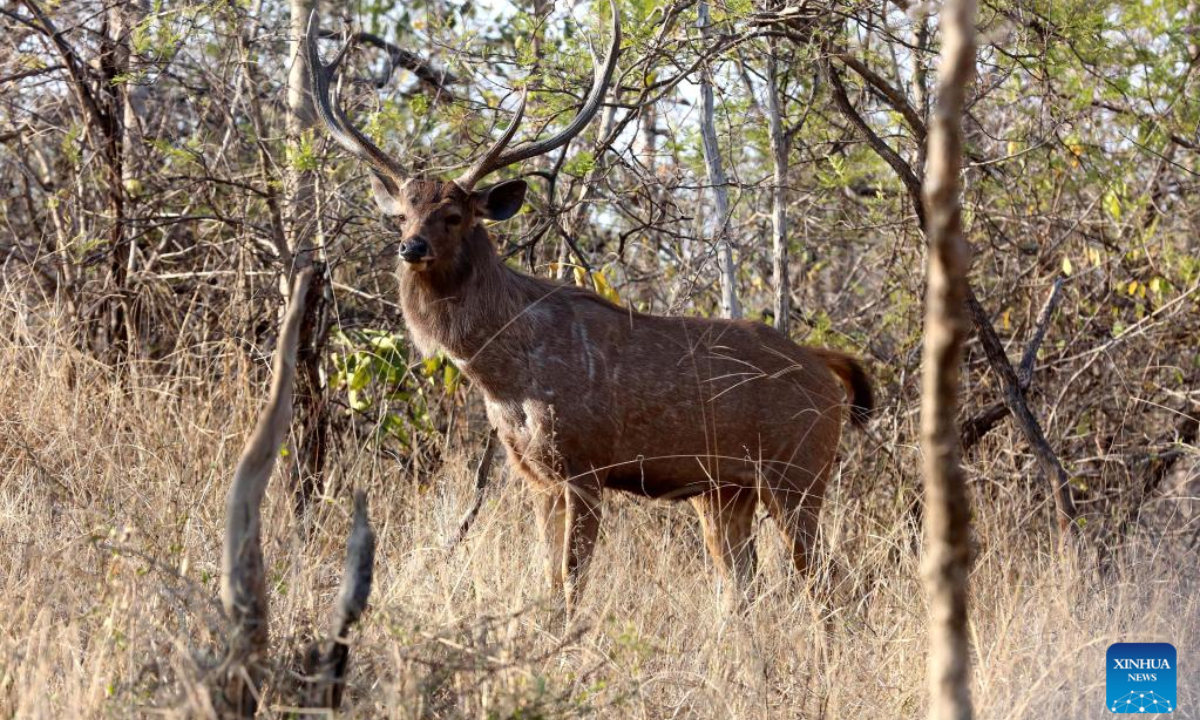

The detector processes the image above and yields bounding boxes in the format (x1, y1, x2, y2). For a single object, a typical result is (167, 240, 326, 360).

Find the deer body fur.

(396, 188, 872, 606)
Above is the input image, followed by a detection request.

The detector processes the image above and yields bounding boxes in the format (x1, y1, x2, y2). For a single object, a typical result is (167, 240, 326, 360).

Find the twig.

(446, 429, 499, 549)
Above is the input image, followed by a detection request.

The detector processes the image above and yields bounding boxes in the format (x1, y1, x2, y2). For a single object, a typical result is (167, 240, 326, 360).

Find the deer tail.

(810, 348, 874, 428)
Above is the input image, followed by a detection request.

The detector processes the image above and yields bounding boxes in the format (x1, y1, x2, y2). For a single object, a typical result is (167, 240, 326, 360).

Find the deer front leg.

(532, 484, 567, 593)
(562, 470, 604, 615)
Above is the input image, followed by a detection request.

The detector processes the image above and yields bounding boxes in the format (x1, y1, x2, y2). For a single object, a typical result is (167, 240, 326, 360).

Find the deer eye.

(444, 213, 462, 227)
(393, 214, 408, 227)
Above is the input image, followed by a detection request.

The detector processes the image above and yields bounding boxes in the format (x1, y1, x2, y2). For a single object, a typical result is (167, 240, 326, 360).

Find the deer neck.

(397, 225, 536, 380)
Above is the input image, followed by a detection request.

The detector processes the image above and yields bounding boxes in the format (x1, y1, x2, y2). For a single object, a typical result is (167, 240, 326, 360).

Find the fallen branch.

(303, 490, 376, 709)
(220, 269, 313, 716)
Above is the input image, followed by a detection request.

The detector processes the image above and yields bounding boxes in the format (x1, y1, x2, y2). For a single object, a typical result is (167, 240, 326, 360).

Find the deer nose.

(399, 237, 430, 263)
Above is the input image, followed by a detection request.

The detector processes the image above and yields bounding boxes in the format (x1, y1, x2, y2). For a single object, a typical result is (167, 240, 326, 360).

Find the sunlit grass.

(0, 305, 1195, 719)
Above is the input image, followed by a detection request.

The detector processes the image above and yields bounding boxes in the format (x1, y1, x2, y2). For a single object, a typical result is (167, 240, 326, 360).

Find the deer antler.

(454, 0, 622, 191)
(304, 12, 408, 187)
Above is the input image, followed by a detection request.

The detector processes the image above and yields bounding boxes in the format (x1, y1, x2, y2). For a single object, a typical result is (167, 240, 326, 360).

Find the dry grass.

(1, 304, 1196, 719)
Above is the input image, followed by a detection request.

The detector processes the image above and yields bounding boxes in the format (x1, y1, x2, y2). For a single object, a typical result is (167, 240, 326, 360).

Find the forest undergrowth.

(1, 298, 1196, 719)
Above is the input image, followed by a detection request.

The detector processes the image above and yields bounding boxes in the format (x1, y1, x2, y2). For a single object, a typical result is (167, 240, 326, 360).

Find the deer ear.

(475, 180, 527, 221)
(370, 173, 405, 215)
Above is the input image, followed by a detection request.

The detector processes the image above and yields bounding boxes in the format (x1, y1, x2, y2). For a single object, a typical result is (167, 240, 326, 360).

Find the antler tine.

(454, 89, 528, 191)
(454, 0, 622, 191)
(304, 11, 407, 185)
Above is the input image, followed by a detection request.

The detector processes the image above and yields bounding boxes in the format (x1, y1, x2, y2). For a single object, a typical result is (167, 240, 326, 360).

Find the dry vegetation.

(4, 0, 1200, 716)
(2, 300, 1196, 719)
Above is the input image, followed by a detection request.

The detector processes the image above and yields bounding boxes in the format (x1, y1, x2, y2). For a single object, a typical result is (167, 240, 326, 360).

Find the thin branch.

(446, 430, 499, 549)
(961, 278, 1064, 449)
(1017, 277, 1064, 387)
(965, 288, 1079, 537)
(319, 28, 457, 95)
(835, 52, 927, 143)
(822, 53, 925, 225)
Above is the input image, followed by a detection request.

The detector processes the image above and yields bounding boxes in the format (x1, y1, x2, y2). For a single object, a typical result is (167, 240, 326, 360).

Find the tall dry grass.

(1, 298, 1196, 719)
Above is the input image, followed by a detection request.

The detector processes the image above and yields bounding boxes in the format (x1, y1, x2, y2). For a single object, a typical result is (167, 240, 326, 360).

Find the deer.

(304, 6, 873, 612)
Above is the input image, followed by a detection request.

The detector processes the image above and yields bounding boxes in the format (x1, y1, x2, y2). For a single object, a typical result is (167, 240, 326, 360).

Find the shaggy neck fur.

(397, 223, 550, 396)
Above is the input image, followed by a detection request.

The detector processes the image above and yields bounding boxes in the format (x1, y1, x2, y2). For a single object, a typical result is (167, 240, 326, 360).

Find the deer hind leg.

(532, 484, 567, 593)
(690, 485, 758, 596)
(762, 470, 827, 578)
(562, 469, 605, 615)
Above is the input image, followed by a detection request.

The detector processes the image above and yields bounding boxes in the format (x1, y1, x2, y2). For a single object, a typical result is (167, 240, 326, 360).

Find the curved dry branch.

(454, 0, 622, 190)
(303, 489, 377, 709)
(219, 267, 313, 717)
(322, 29, 458, 94)
(823, 52, 925, 225)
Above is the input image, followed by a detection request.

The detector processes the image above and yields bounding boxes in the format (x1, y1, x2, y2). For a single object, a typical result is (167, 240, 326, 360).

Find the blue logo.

(1107, 643, 1177, 714)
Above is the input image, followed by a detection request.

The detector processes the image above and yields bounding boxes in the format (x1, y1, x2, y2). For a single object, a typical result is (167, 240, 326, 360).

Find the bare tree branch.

(303, 489, 376, 709)
(965, 289, 1079, 536)
(961, 278, 1064, 449)
(321, 29, 458, 95)
(823, 52, 926, 226)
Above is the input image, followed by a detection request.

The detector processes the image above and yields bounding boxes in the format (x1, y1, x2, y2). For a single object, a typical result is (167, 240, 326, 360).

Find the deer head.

(303, 7, 620, 277)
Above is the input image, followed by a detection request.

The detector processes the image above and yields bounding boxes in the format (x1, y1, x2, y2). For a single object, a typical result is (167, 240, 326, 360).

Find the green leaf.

(349, 363, 371, 391)
(1103, 189, 1122, 221)
(443, 362, 461, 396)
(564, 151, 597, 177)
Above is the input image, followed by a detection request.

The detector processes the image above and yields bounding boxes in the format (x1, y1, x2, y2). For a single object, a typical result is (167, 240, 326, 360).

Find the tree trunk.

(765, 38, 789, 334)
(697, 0, 740, 319)
(287, 0, 331, 514)
(110, 0, 150, 364)
(94, 5, 135, 360)
(919, 0, 976, 719)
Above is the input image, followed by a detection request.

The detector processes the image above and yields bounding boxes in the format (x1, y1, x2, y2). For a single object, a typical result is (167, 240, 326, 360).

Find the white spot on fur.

(573, 323, 597, 382)
(443, 351, 470, 368)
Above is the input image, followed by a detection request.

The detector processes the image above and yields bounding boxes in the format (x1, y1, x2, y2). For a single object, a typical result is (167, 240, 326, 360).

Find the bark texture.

(919, 1, 977, 719)
(698, 0, 740, 319)
(287, 0, 331, 512)
(765, 38, 790, 334)
(219, 268, 375, 717)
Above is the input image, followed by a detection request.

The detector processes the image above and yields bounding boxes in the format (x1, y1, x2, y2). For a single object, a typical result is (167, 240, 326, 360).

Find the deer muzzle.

(399, 237, 432, 264)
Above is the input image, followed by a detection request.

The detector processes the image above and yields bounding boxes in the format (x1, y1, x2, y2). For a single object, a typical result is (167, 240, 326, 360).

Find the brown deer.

(305, 7, 873, 611)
